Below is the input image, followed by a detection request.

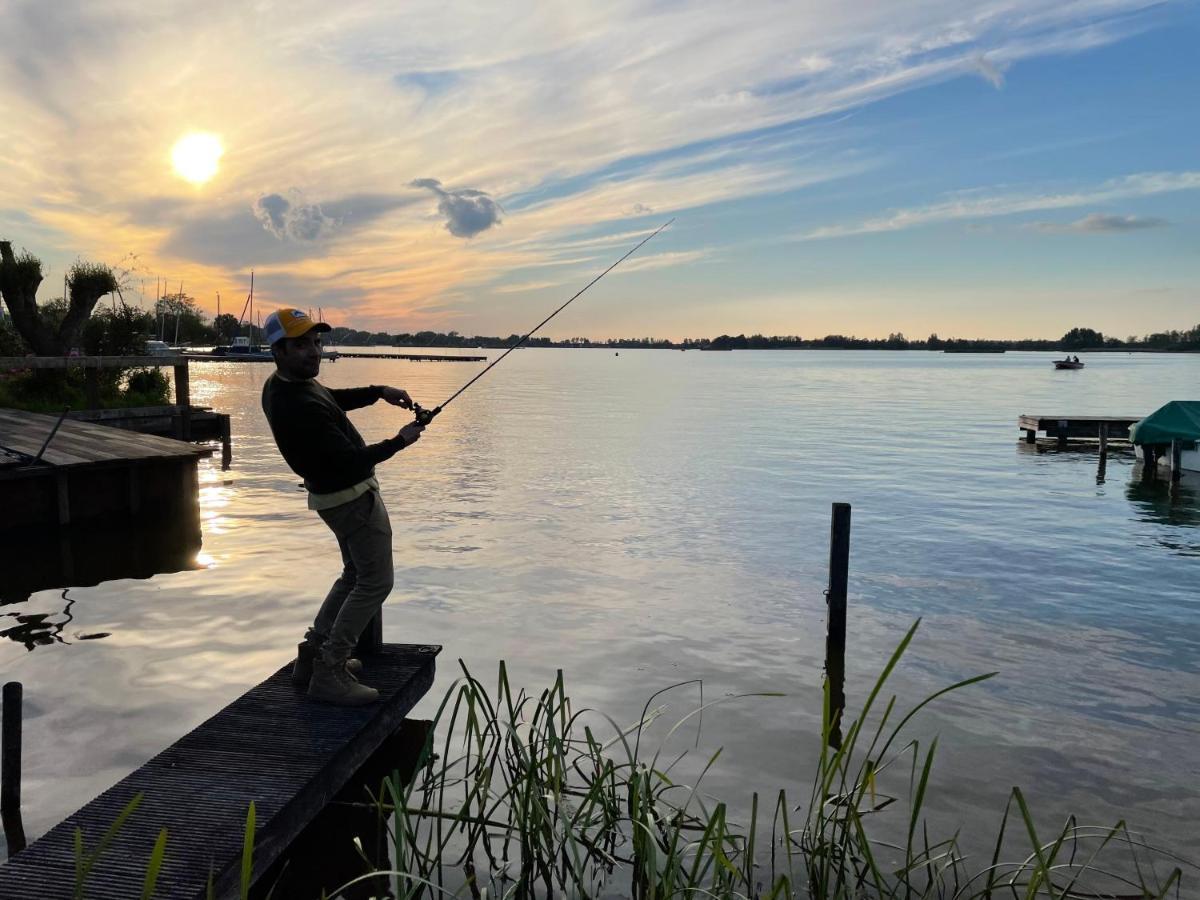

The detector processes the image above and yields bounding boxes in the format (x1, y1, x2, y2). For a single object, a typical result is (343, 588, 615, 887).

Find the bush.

(124, 368, 170, 405)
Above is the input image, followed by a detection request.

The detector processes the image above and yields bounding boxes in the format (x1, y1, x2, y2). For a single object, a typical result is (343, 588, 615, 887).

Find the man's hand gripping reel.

(412, 403, 441, 426)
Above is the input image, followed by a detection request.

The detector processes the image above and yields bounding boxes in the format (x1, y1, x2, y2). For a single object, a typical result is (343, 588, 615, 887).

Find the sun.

(171, 132, 223, 185)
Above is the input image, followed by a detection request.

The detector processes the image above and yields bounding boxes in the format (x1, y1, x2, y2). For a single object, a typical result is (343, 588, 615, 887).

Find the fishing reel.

(412, 403, 442, 426)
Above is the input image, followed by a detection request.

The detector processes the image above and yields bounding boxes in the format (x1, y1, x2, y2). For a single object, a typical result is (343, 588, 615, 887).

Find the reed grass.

(70, 621, 1190, 898)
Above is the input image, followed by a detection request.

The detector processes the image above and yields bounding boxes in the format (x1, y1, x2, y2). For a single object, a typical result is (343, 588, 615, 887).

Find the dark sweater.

(261, 374, 406, 494)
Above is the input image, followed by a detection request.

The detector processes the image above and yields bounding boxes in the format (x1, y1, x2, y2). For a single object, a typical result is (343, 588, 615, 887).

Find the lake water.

(2, 349, 1198, 871)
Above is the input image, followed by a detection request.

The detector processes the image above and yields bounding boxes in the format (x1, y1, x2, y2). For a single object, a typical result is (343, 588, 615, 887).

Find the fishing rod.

(411, 218, 675, 426)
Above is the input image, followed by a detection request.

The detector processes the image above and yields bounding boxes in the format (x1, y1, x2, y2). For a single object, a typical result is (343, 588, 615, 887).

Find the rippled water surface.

(2, 349, 1198, 863)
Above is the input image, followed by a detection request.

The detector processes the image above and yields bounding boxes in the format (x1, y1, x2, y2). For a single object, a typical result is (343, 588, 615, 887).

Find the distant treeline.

(327, 325, 1200, 352)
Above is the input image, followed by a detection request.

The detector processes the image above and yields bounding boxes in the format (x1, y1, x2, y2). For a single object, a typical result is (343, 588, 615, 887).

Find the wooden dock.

(0, 409, 210, 528)
(1018, 414, 1142, 449)
(0, 643, 440, 899)
(69, 406, 232, 468)
(333, 351, 486, 362)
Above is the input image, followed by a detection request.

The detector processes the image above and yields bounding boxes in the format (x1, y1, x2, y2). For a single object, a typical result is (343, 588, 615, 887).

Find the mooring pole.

(825, 503, 851, 749)
(2, 681, 27, 855)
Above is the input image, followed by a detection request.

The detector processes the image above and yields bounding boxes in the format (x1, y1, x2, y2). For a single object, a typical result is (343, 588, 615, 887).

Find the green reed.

(71, 620, 1190, 898)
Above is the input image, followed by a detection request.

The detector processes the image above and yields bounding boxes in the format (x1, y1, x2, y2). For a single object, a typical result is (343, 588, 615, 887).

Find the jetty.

(333, 351, 486, 362)
(0, 644, 440, 899)
(0, 409, 210, 528)
(1017, 414, 1142, 450)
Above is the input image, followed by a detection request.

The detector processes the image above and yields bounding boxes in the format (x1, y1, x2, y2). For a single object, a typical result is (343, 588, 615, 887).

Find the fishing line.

(411, 218, 674, 425)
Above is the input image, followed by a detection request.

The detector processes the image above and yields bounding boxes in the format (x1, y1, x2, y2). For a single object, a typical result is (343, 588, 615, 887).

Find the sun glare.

(171, 132, 223, 185)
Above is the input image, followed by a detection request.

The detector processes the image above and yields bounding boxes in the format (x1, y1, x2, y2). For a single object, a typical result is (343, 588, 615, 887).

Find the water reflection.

(0, 504, 205, 646)
(1126, 475, 1200, 555)
(0, 591, 112, 651)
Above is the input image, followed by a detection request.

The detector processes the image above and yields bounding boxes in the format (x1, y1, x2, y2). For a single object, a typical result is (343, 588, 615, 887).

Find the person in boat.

(1073, 355, 1080, 363)
(261, 308, 425, 706)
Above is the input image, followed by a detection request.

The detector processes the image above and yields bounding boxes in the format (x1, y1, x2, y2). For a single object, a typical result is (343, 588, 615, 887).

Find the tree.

(213, 313, 241, 342)
(0, 242, 118, 355)
(1060, 327, 1104, 350)
(154, 292, 211, 343)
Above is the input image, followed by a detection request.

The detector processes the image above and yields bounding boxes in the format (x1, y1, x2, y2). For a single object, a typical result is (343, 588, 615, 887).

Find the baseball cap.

(264, 308, 332, 346)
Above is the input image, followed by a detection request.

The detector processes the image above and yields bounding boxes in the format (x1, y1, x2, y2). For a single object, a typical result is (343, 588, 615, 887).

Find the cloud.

(972, 53, 1006, 89)
(611, 249, 708, 274)
(410, 178, 502, 238)
(1030, 212, 1170, 233)
(798, 171, 1200, 240)
(253, 193, 339, 241)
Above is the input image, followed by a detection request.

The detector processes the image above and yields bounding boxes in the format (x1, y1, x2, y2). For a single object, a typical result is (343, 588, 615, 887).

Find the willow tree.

(0, 241, 119, 356)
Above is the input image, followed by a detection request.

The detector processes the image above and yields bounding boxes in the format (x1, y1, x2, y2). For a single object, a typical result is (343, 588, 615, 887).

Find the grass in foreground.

(70, 621, 1191, 898)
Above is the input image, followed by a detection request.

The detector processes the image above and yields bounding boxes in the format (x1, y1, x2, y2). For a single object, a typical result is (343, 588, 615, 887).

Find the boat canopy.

(1129, 400, 1200, 445)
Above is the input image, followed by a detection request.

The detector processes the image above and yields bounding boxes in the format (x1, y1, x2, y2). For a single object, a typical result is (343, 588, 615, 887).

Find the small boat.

(1054, 360, 1085, 370)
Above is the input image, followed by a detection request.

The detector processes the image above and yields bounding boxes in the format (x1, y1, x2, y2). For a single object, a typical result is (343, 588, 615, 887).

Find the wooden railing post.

(2, 681, 26, 856)
(825, 503, 851, 749)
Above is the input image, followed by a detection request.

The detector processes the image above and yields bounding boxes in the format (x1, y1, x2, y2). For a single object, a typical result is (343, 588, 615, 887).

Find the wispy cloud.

(1029, 212, 1170, 233)
(611, 249, 709, 275)
(798, 171, 1200, 240)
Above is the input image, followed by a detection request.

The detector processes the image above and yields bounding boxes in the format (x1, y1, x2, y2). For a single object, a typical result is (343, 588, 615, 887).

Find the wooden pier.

(0, 644, 440, 899)
(68, 406, 231, 467)
(1018, 414, 1142, 449)
(333, 351, 486, 362)
(0, 409, 210, 528)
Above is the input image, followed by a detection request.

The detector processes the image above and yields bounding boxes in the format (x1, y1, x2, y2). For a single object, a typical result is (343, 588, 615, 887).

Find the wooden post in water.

(1170, 439, 1182, 482)
(219, 414, 232, 470)
(173, 358, 191, 441)
(1097, 422, 1108, 483)
(2, 681, 26, 856)
(825, 503, 851, 750)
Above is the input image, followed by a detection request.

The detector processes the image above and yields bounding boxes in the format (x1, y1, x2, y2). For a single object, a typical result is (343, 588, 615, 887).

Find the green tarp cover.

(1130, 400, 1200, 445)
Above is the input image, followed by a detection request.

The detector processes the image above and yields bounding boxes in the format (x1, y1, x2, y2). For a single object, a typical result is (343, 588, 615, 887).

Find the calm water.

(2, 349, 1198, 867)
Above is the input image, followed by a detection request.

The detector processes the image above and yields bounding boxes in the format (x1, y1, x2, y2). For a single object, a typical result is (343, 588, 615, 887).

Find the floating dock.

(1017, 414, 1142, 449)
(0, 409, 210, 528)
(0, 643, 440, 899)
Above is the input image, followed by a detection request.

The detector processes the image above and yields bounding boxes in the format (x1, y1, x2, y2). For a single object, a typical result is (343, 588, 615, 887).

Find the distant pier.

(1017, 414, 1142, 450)
(333, 351, 486, 362)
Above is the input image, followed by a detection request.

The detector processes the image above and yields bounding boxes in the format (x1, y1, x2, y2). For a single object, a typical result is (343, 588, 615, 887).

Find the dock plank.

(0, 644, 439, 899)
(0, 409, 210, 466)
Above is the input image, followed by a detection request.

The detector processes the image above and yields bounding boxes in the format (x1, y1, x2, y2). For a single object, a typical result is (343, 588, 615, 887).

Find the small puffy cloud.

(972, 53, 1007, 89)
(1032, 213, 1170, 233)
(411, 177, 502, 238)
(253, 193, 339, 241)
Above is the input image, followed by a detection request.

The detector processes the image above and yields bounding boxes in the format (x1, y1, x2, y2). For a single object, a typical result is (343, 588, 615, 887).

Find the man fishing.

(261, 308, 425, 706)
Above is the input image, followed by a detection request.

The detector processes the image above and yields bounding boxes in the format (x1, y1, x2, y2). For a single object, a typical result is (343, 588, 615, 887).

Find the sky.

(0, 0, 1197, 341)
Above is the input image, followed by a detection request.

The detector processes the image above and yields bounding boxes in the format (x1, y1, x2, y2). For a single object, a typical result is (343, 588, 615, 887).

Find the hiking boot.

(307, 657, 380, 706)
(291, 642, 362, 687)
